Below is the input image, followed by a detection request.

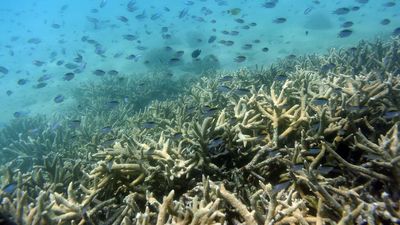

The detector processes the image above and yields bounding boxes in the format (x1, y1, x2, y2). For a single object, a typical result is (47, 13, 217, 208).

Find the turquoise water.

(0, 0, 399, 124)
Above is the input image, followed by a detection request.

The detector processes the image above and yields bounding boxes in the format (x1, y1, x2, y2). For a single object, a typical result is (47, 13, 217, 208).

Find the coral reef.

(1, 38, 400, 224)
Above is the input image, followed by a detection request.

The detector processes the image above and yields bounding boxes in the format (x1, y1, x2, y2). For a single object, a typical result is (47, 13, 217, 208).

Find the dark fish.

(242, 44, 252, 50)
(106, 100, 119, 109)
(73, 54, 83, 63)
(224, 40, 234, 46)
(100, 139, 116, 148)
(172, 132, 183, 140)
(108, 70, 118, 75)
(123, 34, 138, 41)
(191, 49, 201, 58)
(273, 17, 287, 24)
(117, 16, 128, 23)
(383, 111, 400, 119)
(32, 60, 45, 66)
(235, 18, 245, 23)
(63, 72, 75, 81)
(304, 7, 313, 15)
(151, 13, 161, 20)
(6, 90, 13, 96)
(179, 8, 189, 19)
(227, 7, 241, 15)
(100, 126, 112, 134)
(275, 74, 288, 81)
(356, 0, 368, 3)
(2, 182, 17, 195)
(17, 79, 28, 85)
(161, 27, 168, 33)
(338, 29, 353, 38)
(13, 111, 30, 118)
(262, 47, 269, 52)
(68, 120, 81, 129)
(382, 2, 395, 7)
(380, 19, 390, 25)
(99, 0, 107, 8)
(351, 6, 360, 11)
(341, 21, 354, 28)
(262, 2, 276, 8)
(27, 38, 41, 44)
(0, 66, 9, 75)
(217, 85, 231, 93)
(393, 27, 400, 36)
(51, 23, 61, 29)
(220, 75, 233, 82)
(208, 35, 216, 43)
(142, 121, 157, 129)
(208, 137, 224, 149)
(37, 74, 52, 82)
(169, 58, 181, 64)
(54, 95, 65, 103)
(320, 63, 336, 73)
(272, 181, 291, 195)
(93, 69, 106, 76)
(202, 107, 219, 117)
(317, 166, 334, 175)
(33, 82, 47, 89)
(65, 63, 79, 69)
(312, 97, 328, 105)
(175, 50, 184, 57)
(234, 88, 251, 96)
(234, 55, 246, 63)
(333, 7, 350, 15)
(56, 60, 64, 66)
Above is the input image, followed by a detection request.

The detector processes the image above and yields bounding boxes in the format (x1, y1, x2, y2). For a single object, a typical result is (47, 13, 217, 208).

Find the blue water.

(0, 0, 399, 125)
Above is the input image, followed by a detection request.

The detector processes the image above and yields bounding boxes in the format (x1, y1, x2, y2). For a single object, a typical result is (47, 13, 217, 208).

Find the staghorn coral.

(1, 38, 400, 225)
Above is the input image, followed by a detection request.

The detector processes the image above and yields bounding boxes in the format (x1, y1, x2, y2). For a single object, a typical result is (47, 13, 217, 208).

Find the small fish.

(382, 1, 395, 7)
(63, 72, 75, 81)
(93, 69, 106, 76)
(172, 132, 183, 140)
(227, 7, 241, 15)
(202, 107, 219, 117)
(108, 70, 119, 76)
(393, 27, 400, 36)
(341, 21, 354, 28)
(234, 88, 251, 96)
(208, 35, 216, 43)
(234, 55, 246, 63)
(380, 19, 390, 25)
(99, 0, 107, 8)
(273, 17, 287, 24)
(6, 90, 13, 96)
(220, 75, 233, 82)
(208, 137, 224, 149)
(27, 38, 41, 44)
(383, 111, 400, 119)
(262, 47, 269, 52)
(191, 49, 201, 58)
(105, 100, 119, 109)
(33, 82, 47, 89)
(51, 23, 61, 29)
(54, 95, 65, 103)
(242, 44, 252, 50)
(68, 120, 81, 129)
(338, 29, 353, 38)
(123, 34, 138, 41)
(56, 60, 64, 66)
(13, 111, 30, 118)
(178, 8, 189, 19)
(175, 50, 185, 57)
(142, 121, 157, 129)
(320, 63, 336, 73)
(32, 60, 45, 66)
(65, 63, 79, 70)
(0, 66, 9, 75)
(37, 74, 52, 82)
(117, 16, 128, 23)
(317, 166, 334, 175)
(312, 97, 328, 105)
(2, 182, 17, 195)
(272, 181, 291, 195)
(275, 74, 288, 81)
(17, 79, 28, 85)
(235, 18, 245, 23)
(262, 2, 276, 8)
(151, 13, 161, 20)
(333, 7, 350, 15)
(304, 7, 313, 15)
(73, 54, 83, 63)
(217, 85, 231, 93)
(100, 126, 112, 134)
